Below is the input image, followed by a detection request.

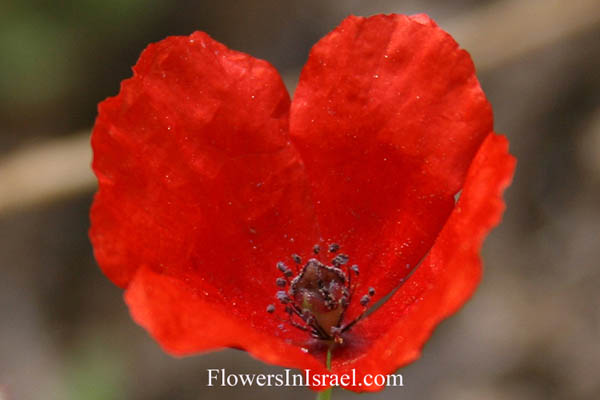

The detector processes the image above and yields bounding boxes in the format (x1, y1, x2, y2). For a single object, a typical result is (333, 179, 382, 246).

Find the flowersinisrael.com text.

(207, 368, 404, 388)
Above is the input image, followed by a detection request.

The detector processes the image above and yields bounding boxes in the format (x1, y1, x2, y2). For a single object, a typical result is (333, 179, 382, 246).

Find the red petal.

(90, 32, 323, 356)
(126, 265, 324, 372)
(290, 14, 493, 312)
(333, 133, 516, 391)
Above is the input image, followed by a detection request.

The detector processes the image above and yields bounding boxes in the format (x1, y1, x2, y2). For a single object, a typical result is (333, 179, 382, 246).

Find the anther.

(276, 278, 287, 287)
(266, 304, 275, 313)
(332, 253, 349, 266)
(313, 244, 320, 254)
(276, 291, 290, 304)
(328, 243, 340, 253)
(291, 254, 302, 264)
(351, 264, 359, 274)
(360, 294, 370, 306)
(277, 262, 287, 272)
(283, 269, 293, 277)
(368, 287, 375, 296)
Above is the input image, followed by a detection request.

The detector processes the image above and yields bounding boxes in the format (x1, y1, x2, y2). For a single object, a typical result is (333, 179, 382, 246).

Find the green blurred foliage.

(0, 0, 166, 117)
(62, 335, 129, 400)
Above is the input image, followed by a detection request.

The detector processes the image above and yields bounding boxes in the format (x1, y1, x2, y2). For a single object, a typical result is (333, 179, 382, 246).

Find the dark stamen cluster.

(267, 243, 375, 344)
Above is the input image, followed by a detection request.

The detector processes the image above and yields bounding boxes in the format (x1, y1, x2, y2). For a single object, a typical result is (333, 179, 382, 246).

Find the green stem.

(316, 348, 332, 400)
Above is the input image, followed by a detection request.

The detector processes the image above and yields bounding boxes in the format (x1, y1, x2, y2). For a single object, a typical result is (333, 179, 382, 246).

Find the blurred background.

(1, 0, 599, 399)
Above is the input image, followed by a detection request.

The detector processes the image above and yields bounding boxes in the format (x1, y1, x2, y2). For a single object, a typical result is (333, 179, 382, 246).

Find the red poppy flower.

(90, 13, 515, 392)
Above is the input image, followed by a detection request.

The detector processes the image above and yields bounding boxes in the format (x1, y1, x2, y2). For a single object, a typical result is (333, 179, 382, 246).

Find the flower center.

(267, 243, 374, 344)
